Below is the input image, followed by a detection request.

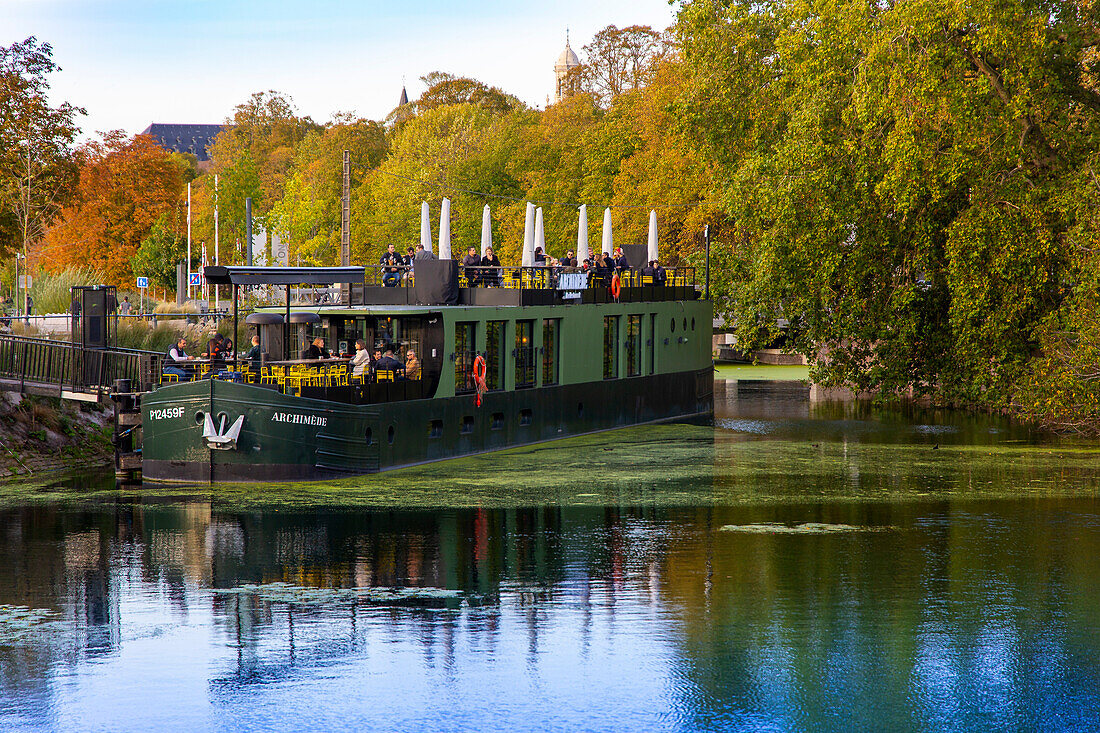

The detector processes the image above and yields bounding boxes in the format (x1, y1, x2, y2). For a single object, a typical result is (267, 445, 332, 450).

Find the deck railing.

(0, 335, 163, 396)
(364, 264, 696, 292)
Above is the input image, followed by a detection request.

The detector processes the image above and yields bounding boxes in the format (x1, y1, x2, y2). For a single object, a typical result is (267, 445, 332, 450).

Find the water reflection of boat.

(142, 262, 712, 482)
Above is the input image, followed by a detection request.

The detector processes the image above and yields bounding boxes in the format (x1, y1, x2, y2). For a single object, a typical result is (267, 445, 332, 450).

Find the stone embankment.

(0, 392, 114, 478)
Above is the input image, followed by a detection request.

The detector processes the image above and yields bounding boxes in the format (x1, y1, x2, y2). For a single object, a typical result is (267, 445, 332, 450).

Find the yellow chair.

(376, 369, 395, 382)
(160, 373, 179, 384)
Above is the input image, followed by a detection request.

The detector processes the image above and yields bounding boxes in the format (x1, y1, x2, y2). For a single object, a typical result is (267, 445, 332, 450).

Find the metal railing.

(363, 264, 697, 291)
(0, 334, 163, 396)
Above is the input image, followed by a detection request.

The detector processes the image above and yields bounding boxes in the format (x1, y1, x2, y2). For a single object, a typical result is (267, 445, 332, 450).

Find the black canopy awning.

(203, 266, 364, 286)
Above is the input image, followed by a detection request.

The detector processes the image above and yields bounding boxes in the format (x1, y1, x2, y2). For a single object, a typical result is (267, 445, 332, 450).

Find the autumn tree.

(570, 25, 663, 108)
(40, 132, 185, 285)
(268, 114, 388, 266)
(416, 72, 523, 116)
(204, 91, 322, 252)
(0, 37, 83, 259)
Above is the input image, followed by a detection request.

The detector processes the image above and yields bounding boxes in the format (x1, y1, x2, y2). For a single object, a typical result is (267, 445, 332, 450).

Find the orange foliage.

(38, 132, 184, 285)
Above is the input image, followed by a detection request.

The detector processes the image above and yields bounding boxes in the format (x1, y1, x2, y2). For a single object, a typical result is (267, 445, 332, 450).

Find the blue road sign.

(136, 276, 149, 288)
(188, 273, 201, 287)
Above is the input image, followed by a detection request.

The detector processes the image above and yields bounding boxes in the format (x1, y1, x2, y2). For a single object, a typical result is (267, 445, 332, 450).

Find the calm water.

(2, 381, 1100, 732)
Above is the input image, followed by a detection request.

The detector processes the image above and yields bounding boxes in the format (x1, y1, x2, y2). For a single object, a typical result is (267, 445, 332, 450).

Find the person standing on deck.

(462, 247, 482, 287)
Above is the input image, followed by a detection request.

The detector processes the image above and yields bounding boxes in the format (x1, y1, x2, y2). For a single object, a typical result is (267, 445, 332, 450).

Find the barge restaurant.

(141, 252, 713, 482)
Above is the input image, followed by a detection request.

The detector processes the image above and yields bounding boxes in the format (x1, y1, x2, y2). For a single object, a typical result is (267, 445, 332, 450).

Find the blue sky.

(2, 0, 679, 138)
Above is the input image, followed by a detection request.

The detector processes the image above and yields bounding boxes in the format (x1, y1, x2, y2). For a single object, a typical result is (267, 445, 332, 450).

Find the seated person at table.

(375, 346, 403, 376)
(379, 243, 404, 287)
(559, 250, 577, 267)
(244, 335, 263, 371)
(404, 349, 421, 380)
(205, 333, 226, 365)
(164, 337, 193, 378)
(350, 339, 370, 378)
(303, 337, 331, 360)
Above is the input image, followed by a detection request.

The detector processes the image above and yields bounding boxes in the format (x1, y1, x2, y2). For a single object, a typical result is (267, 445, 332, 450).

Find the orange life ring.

(611, 273, 622, 300)
(472, 354, 488, 406)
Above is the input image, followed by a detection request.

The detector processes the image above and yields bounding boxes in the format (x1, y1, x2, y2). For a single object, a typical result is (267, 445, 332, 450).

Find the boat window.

(491, 412, 504, 430)
(603, 316, 619, 380)
(486, 321, 506, 391)
(428, 419, 443, 439)
(515, 320, 535, 389)
(454, 321, 477, 394)
(461, 415, 474, 434)
(670, 318, 676, 333)
(519, 408, 533, 426)
(626, 315, 642, 377)
(542, 318, 559, 386)
(649, 314, 656, 375)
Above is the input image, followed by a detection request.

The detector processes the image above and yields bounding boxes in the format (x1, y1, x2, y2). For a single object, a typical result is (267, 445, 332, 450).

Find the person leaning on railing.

(462, 247, 482, 287)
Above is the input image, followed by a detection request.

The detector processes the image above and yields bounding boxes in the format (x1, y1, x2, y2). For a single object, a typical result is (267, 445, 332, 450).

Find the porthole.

(387, 425, 395, 445)
(194, 411, 205, 425)
(365, 427, 373, 445)
(691, 317, 696, 331)
(216, 412, 229, 426)
(670, 319, 676, 333)
(683, 318, 688, 332)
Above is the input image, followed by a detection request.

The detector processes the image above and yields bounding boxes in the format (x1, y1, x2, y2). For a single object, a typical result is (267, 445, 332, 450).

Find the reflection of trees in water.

(657, 500, 1100, 729)
(6, 494, 1097, 727)
(0, 501, 672, 692)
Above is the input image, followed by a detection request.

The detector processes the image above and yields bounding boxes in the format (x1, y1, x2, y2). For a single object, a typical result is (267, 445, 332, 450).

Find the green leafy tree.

(675, 0, 1100, 406)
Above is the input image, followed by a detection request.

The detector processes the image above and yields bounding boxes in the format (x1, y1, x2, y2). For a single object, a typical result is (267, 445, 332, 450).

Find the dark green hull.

(142, 369, 713, 482)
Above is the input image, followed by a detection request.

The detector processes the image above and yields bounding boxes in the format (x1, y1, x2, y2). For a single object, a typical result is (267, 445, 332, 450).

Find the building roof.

(555, 41, 580, 72)
(140, 123, 225, 161)
(398, 86, 409, 107)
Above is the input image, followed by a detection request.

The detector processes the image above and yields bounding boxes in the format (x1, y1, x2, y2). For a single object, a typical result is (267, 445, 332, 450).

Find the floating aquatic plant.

(718, 522, 893, 534)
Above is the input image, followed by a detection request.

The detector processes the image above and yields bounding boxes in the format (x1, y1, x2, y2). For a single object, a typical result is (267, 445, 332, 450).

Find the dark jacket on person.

(245, 344, 263, 371)
(375, 354, 403, 373)
(461, 253, 481, 268)
(615, 255, 630, 272)
(480, 254, 501, 268)
(305, 344, 330, 360)
(206, 337, 226, 365)
(379, 251, 403, 271)
(414, 249, 436, 260)
(558, 256, 576, 267)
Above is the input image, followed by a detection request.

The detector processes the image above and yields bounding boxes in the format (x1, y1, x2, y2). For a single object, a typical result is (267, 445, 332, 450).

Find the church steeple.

(553, 30, 580, 104)
(398, 85, 409, 107)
